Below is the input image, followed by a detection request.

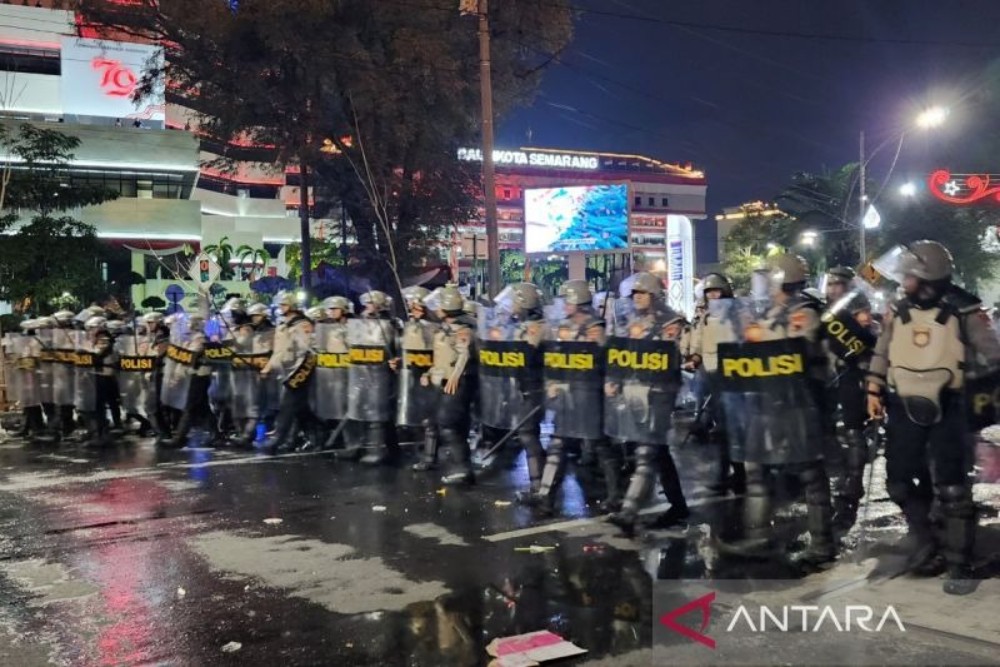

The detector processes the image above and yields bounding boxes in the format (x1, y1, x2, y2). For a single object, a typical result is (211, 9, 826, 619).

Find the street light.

(899, 182, 917, 197)
(800, 230, 818, 247)
(858, 105, 948, 262)
(916, 106, 949, 129)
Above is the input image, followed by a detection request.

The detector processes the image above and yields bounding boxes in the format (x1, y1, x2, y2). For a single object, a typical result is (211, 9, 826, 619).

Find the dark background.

(499, 0, 1000, 263)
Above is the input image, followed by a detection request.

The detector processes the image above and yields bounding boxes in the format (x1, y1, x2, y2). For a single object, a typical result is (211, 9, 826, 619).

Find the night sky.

(499, 0, 1000, 261)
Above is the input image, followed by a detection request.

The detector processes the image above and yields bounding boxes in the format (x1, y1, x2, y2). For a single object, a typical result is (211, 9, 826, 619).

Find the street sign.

(188, 253, 221, 289)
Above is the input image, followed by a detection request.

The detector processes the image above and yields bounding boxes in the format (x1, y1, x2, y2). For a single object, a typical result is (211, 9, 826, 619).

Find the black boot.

(607, 444, 657, 538)
(412, 424, 439, 471)
(833, 430, 867, 531)
(595, 441, 624, 512)
(439, 426, 474, 486)
(939, 484, 977, 595)
(720, 463, 773, 558)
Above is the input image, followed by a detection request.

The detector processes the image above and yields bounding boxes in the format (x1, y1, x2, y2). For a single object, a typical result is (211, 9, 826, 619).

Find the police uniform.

(429, 287, 478, 485)
(686, 274, 746, 495)
(262, 294, 316, 455)
(168, 316, 219, 448)
(607, 273, 690, 536)
(522, 280, 621, 514)
(725, 254, 835, 565)
(867, 240, 1000, 595)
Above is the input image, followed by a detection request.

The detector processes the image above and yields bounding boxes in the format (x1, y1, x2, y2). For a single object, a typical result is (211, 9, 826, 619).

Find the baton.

(478, 404, 543, 461)
(681, 393, 713, 447)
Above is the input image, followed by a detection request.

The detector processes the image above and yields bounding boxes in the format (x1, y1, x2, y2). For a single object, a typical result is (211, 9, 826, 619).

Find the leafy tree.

(202, 236, 236, 280)
(874, 200, 999, 292)
(0, 123, 118, 311)
(774, 165, 864, 267)
(234, 244, 271, 282)
(719, 205, 796, 291)
(141, 296, 167, 310)
(78, 0, 573, 288)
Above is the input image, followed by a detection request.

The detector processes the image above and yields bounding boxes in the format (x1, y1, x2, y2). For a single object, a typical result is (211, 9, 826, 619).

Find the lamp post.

(857, 106, 948, 264)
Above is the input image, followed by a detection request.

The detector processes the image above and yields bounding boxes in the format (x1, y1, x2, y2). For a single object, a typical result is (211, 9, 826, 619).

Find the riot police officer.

(262, 291, 316, 455)
(822, 266, 877, 529)
(427, 286, 478, 485)
(507, 282, 547, 495)
(312, 296, 353, 451)
(13, 319, 45, 440)
(85, 316, 115, 447)
(346, 290, 401, 464)
(398, 286, 442, 471)
(686, 272, 746, 496)
(167, 313, 218, 448)
(867, 240, 1000, 595)
(141, 312, 173, 442)
(723, 254, 835, 567)
(606, 273, 690, 536)
(521, 279, 620, 515)
(50, 310, 79, 440)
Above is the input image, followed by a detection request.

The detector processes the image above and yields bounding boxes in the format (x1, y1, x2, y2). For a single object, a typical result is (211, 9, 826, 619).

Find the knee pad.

(937, 484, 974, 519)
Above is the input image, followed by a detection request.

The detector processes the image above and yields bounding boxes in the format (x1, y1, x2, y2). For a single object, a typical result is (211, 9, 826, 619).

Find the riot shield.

(717, 334, 823, 465)
(603, 334, 679, 443)
(115, 335, 155, 415)
(820, 290, 877, 364)
(13, 333, 43, 408)
(311, 322, 350, 421)
(160, 318, 195, 412)
(346, 318, 396, 423)
(229, 328, 272, 420)
(72, 331, 98, 413)
(544, 338, 603, 439)
(2, 334, 21, 406)
(966, 371, 1000, 432)
(477, 308, 544, 430)
(35, 329, 55, 406)
(50, 328, 76, 406)
(397, 319, 437, 426)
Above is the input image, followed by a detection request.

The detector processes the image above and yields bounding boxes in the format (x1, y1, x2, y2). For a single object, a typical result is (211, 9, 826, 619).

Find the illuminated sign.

(928, 169, 1000, 205)
(60, 37, 164, 121)
(457, 148, 600, 170)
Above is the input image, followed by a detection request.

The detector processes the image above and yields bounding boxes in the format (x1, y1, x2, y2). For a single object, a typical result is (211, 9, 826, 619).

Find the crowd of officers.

(3, 239, 997, 595)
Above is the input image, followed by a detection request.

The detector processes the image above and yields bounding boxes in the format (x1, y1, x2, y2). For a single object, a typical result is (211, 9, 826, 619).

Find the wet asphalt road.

(0, 423, 998, 667)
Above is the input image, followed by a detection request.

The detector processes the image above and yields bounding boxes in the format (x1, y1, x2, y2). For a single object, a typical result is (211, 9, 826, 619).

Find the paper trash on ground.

(486, 630, 586, 666)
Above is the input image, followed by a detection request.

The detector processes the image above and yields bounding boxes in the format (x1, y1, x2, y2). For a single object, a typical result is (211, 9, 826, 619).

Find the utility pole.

(858, 130, 866, 266)
(299, 159, 312, 294)
(475, 0, 500, 297)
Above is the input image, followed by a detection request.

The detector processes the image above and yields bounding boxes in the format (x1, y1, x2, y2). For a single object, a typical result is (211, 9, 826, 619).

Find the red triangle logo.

(659, 591, 716, 649)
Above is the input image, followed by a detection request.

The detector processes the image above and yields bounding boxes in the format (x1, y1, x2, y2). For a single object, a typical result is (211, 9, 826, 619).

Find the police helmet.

(305, 306, 324, 321)
(34, 316, 56, 329)
(52, 310, 75, 324)
(321, 296, 354, 315)
(84, 316, 108, 331)
(187, 314, 207, 330)
(247, 303, 270, 318)
(143, 312, 165, 325)
(826, 266, 856, 284)
(106, 320, 127, 335)
(559, 279, 592, 306)
(273, 290, 297, 309)
(439, 285, 465, 314)
(223, 297, 247, 313)
(511, 282, 542, 310)
(769, 253, 809, 285)
(401, 286, 430, 306)
(901, 240, 953, 281)
(360, 290, 390, 310)
(19, 319, 38, 331)
(630, 272, 663, 297)
(701, 273, 733, 297)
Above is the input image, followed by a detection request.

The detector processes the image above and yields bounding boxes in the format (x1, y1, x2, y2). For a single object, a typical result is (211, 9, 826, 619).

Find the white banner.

(60, 37, 164, 121)
(666, 215, 694, 317)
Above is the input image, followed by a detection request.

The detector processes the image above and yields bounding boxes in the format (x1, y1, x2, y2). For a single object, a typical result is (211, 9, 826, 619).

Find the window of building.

(661, 197, 669, 207)
(502, 188, 511, 200)
(648, 196, 655, 206)
(634, 196, 642, 207)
